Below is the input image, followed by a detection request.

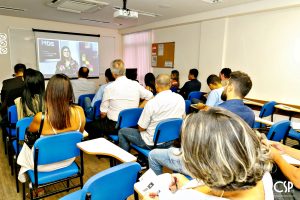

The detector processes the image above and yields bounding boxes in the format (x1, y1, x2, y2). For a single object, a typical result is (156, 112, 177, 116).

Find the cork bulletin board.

(151, 42, 175, 68)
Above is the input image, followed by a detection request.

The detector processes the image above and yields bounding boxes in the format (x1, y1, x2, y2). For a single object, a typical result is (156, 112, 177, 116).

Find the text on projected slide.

(37, 38, 99, 78)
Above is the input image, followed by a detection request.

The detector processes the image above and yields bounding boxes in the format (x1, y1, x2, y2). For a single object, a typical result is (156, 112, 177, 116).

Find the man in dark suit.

(1, 63, 26, 117)
(180, 68, 201, 99)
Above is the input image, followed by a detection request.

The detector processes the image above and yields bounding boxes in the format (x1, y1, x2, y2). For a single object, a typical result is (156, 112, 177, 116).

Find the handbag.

(24, 113, 45, 148)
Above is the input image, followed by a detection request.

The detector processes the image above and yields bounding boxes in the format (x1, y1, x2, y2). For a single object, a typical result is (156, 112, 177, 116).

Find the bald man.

(118, 74, 185, 152)
(71, 67, 97, 103)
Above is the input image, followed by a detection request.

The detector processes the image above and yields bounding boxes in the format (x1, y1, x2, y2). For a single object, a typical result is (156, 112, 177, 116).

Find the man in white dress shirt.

(118, 74, 185, 151)
(85, 59, 153, 139)
(71, 67, 97, 103)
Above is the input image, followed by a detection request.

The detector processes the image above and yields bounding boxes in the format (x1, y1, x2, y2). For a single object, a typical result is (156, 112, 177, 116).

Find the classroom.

(0, 0, 300, 199)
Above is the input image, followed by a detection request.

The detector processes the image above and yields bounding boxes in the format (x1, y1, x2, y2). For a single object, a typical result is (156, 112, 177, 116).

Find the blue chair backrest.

(16, 117, 34, 141)
(93, 100, 101, 119)
(78, 94, 95, 108)
(8, 105, 18, 124)
(117, 108, 143, 129)
(153, 118, 183, 144)
(33, 131, 83, 165)
(185, 100, 191, 114)
(259, 101, 277, 118)
(267, 120, 291, 141)
(80, 162, 141, 200)
(16, 117, 33, 154)
(188, 91, 202, 101)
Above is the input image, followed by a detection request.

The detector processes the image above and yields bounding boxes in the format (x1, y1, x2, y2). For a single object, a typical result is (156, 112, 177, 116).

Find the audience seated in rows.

(196, 74, 224, 109)
(14, 68, 45, 120)
(17, 74, 86, 183)
(84, 68, 115, 119)
(85, 59, 153, 139)
(118, 74, 185, 151)
(179, 68, 201, 99)
(149, 71, 255, 175)
(0, 63, 26, 117)
(219, 67, 231, 86)
(71, 67, 97, 103)
(145, 108, 273, 200)
(144, 73, 156, 95)
(170, 70, 180, 92)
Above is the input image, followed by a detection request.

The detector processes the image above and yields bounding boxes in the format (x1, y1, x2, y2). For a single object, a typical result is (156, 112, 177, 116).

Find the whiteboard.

(8, 28, 115, 76)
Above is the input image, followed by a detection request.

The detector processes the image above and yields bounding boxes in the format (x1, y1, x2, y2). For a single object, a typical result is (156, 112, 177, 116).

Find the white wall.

(152, 23, 201, 87)
(0, 15, 122, 87)
(150, 6, 300, 105)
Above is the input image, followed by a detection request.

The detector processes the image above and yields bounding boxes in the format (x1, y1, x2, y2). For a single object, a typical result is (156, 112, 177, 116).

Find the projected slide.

(37, 38, 99, 78)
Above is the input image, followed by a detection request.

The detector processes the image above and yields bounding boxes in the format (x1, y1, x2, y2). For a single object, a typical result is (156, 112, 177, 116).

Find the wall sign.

(0, 33, 8, 55)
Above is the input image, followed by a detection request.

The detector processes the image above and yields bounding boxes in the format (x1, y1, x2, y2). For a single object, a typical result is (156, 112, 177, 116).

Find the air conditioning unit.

(47, 0, 109, 13)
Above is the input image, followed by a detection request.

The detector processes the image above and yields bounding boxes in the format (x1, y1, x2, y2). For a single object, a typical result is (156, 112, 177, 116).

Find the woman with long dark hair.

(17, 74, 86, 183)
(55, 46, 79, 75)
(14, 68, 45, 120)
(144, 73, 156, 95)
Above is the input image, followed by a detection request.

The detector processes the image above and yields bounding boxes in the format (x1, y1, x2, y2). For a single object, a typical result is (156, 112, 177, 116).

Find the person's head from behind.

(45, 74, 74, 130)
(188, 68, 198, 80)
(14, 63, 26, 77)
(61, 46, 71, 59)
(144, 73, 155, 88)
(22, 68, 45, 114)
(219, 68, 232, 81)
(206, 74, 222, 90)
(181, 107, 272, 193)
(155, 74, 171, 93)
(171, 70, 179, 81)
(104, 68, 115, 83)
(78, 67, 89, 78)
(221, 71, 252, 101)
(110, 59, 125, 79)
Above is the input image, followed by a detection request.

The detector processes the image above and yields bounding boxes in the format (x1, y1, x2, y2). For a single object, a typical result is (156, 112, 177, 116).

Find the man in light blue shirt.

(196, 74, 224, 109)
(84, 68, 115, 119)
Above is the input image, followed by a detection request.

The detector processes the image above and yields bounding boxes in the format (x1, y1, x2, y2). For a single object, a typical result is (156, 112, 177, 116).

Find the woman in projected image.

(56, 46, 79, 75)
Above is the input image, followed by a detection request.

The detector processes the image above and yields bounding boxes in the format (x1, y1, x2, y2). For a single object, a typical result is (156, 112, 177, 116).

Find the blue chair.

(253, 101, 277, 128)
(23, 131, 84, 200)
(60, 162, 141, 200)
(185, 100, 191, 114)
(287, 128, 300, 142)
(13, 117, 33, 193)
(93, 100, 101, 120)
(131, 118, 183, 159)
(108, 108, 143, 144)
(187, 91, 203, 101)
(266, 120, 291, 142)
(78, 94, 95, 123)
(78, 94, 95, 108)
(6, 105, 18, 174)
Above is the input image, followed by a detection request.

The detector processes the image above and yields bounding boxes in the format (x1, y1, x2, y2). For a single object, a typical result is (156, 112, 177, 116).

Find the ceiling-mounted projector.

(114, 9, 138, 19)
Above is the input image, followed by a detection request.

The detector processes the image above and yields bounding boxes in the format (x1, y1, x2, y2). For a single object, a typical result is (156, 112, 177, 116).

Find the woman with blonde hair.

(145, 107, 273, 200)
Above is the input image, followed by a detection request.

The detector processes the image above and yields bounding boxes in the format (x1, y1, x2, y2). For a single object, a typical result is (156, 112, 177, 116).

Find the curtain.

(123, 31, 152, 84)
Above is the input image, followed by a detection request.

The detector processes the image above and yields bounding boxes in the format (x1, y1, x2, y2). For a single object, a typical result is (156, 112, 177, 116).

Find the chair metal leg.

(134, 191, 139, 200)
(29, 186, 34, 200)
(14, 157, 19, 193)
(66, 180, 70, 192)
(80, 175, 83, 189)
